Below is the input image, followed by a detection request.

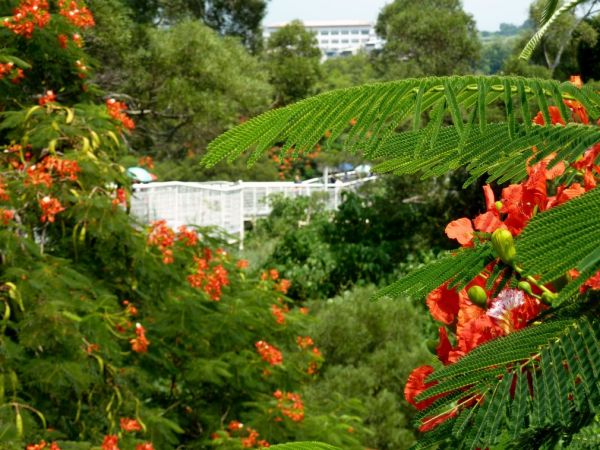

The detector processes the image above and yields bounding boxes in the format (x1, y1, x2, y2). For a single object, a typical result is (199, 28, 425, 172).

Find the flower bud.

(491, 228, 516, 265)
(495, 201, 503, 212)
(541, 291, 557, 306)
(467, 285, 488, 308)
(517, 281, 533, 296)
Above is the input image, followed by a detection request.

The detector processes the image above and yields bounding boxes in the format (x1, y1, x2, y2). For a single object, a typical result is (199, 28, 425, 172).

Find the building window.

(321, 40, 329, 44)
(351, 29, 359, 34)
(331, 30, 339, 35)
(352, 39, 359, 43)
(361, 30, 369, 35)
(341, 39, 349, 43)
(321, 30, 329, 35)
(332, 39, 339, 43)
(341, 30, 349, 35)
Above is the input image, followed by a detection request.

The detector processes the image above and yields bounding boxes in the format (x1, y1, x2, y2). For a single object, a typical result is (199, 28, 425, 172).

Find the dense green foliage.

(246, 174, 484, 301)
(374, 0, 481, 77)
(304, 286, 432, 450)
(264, 20, 322, 106)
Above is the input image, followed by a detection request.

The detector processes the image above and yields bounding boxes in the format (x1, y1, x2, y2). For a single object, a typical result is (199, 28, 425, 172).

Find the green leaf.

(268, 443, 342, 450)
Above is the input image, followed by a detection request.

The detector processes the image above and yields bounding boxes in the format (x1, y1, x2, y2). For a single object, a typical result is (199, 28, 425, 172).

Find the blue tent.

(337, 162, 354, 172)
(127, 167, 154, 183)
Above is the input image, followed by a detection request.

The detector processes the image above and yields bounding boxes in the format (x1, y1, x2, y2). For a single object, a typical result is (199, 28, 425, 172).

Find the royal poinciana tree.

(203, 6, 600, 450)
(0, 2, 366, 450)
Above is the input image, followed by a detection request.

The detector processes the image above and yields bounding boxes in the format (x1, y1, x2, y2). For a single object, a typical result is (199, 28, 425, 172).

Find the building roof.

(265, 20, 374, 29)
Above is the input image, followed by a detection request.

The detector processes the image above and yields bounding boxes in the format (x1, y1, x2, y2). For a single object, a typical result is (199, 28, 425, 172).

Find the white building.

(263, 20, 384, 59)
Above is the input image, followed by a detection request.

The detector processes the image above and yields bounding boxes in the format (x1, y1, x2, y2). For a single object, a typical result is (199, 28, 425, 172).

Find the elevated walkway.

(130, 173, 377, 246)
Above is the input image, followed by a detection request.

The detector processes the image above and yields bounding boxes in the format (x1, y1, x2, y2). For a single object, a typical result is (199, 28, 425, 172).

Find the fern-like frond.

(516, 188, 600, 296)
(372, 245, 493, 300)
(410, 317, 600, 449)
(204, 77, 600, 185)
(520, 0, 585, 60)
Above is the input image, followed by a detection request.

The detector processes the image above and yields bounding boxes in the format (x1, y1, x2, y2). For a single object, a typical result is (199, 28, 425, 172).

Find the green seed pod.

(491, 228, 516, 265)
(518, 281, 533, 296)
(495, 201, 503, 212)
(467, 285, 488, 308)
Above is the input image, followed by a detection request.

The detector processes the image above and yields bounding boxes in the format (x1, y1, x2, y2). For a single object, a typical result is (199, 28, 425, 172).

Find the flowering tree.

(0, 2, 366, 449)
(204, 42, 600, 450)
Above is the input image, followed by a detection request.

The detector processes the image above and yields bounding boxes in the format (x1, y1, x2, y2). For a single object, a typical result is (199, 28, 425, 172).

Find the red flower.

(533, 106, 565, 126)
(404, 365, 446, 410)
(101, 435, 119, 450)
(39, 90, 57, 106)
(58, 0, 95, 28)
(130, 323, 150, 353)
(426, 283, 461, 325)
(39, 196, 65, 223)
(445, 217, 474, 246)
(227, 420, 244, 432)
(120, 417, 142, 432)
(135, 444, 154, 450)
(3, 0, 51, 38)
(106, 98, 135, 130)
(436, 326, 453, 365)
(255, 340, 283, 365)
(419, 408, 459, 432)
(236, 259, 249, 269)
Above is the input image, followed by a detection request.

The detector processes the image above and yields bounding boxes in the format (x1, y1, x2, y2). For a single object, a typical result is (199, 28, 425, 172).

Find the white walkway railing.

(130, 177, 377, 246)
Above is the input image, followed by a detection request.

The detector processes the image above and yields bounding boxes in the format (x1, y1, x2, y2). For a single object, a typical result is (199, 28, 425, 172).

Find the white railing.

(130, 177, 377, 246)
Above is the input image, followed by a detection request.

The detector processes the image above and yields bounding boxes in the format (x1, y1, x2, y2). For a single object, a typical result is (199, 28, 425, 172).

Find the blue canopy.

(127, 167, 154, 183)
(337, 162, 354, 172)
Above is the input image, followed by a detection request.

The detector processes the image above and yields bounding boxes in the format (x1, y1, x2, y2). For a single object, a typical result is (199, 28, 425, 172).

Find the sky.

(265, 0, 531, 32)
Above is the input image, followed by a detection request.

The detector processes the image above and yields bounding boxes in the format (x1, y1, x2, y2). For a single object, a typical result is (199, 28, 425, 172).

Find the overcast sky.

(265, 0, 532, 32)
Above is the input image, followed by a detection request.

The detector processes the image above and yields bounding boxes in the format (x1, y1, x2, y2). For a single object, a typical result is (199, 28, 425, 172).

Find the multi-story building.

(263, 20, 384, 59)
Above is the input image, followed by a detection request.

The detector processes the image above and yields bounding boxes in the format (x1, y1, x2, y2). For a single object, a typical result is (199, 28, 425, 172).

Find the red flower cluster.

(130, 323, 149, 353)
(106, 98, 135, 130)
(120, 417, 142, 432)
(222, 421, 268, 448)
(275, 278, 291, 294)
(0, 208, 15, 225)
(0, 62, 24, 83)
(187, 256, 230, 301)
(3, 0, 50, 38)
(273, 390, 305, 422)
(236, 259, 249, 269)
(26, 441, 60, 450)
(138, 156, 154, 169)
(101, 435, 119, 450)
(147, 220, 175, 264)
(406, 79, 600, 432)
(39, 196, 65, 223)
(135, 444, 154, 450)
(271, 304, 287, 325)
(38, 90, 56, 106)
(112, 187, 127, 207)
(296, 336, 314, 349)
(58, 0, 95, 28)
(26, 156, 80, 188)
(255, 340, 283, 366)
(177, 225, 198, 246)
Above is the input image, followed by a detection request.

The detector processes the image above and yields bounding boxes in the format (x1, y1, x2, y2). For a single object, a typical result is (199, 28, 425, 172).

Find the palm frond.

(410, 317, 600, 449)
(204, 77, 600, 186)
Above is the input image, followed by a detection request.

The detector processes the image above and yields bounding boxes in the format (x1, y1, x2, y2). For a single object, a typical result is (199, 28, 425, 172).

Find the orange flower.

(120, 417, 142, 432)
(39, 196, 65, 223)
(255, 340, 283, 365)
(101, 435, 119, 450)
(444, 218, 473, 246)
(39, 90, 57, 106)
(135, 444, 154, 450)
(426, 283, 461, 325)
(130, 323, 149, 353)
